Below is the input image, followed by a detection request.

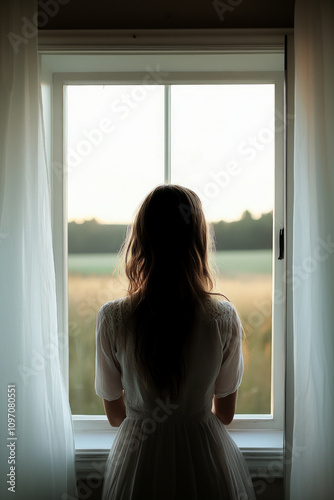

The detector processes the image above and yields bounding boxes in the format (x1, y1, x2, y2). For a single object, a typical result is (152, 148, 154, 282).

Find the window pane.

(66, 85, 164, 414)
(171, 84, 275, 414)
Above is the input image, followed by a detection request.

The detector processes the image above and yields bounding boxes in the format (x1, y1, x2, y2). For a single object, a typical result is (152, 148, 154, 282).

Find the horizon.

(68, 208, 273, 225)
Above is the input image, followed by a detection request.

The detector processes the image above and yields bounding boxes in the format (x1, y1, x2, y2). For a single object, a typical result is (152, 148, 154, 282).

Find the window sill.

(74, 427, 284, 479)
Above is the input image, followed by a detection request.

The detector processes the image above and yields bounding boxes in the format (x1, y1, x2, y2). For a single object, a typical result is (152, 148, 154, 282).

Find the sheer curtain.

(0, 1, 77, 499)
(291, 0, 334, 499)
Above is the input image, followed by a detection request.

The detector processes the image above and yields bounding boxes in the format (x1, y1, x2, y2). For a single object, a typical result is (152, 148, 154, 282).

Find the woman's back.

(95, 295, 255, 499)
(96, 295, 241, 415)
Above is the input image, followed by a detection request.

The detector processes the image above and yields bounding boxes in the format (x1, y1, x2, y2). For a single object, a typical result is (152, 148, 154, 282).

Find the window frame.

(40, 43, 287, 458)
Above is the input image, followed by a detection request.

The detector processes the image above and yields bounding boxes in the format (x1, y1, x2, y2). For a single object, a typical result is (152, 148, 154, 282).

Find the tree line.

(68, 210, 272, 254)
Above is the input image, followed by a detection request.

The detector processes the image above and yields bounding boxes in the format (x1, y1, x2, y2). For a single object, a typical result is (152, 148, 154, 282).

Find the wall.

(76, 478, 284, 500)
(38, 0, 294, 30)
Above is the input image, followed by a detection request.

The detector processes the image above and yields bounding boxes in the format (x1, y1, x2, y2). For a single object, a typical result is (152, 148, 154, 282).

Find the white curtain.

(0, 1, 77, 499)
(291, 0, 334, 499)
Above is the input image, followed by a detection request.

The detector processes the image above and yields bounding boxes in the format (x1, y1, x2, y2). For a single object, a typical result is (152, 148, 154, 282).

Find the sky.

(66, 83, 275, 224)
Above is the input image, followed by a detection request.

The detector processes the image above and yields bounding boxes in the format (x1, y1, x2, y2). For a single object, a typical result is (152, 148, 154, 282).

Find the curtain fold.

(291, 1, 334, 499)
(0, 1, 77, 499)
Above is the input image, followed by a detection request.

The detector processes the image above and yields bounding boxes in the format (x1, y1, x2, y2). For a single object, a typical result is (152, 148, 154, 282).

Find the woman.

(95, 184, 256, 499)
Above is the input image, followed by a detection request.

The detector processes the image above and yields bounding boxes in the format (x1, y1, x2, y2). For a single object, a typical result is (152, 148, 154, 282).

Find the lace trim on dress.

(205, 298, 233, 322)
(100, 297, 135, 345)
(99, 296, 236, 372)
(100, 296, 234, 352)
(204, 298, 235, 351)
(102, 296, 233, 328)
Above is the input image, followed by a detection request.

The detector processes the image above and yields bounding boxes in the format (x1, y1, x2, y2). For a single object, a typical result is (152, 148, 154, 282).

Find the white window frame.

(40, 29, 293, 476)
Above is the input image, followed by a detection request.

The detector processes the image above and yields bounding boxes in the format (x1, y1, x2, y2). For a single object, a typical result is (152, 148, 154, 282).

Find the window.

(42, 48, 285, 436)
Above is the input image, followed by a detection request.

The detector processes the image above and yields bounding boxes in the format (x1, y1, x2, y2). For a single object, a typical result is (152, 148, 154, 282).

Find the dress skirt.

(102, 408, 255, 500)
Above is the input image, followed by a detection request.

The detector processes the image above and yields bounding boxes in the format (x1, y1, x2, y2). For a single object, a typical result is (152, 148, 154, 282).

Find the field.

(68, 250, 272, 415)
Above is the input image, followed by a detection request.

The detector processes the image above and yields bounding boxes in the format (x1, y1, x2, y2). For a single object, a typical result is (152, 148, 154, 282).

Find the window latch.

(278, 229, 284, 260)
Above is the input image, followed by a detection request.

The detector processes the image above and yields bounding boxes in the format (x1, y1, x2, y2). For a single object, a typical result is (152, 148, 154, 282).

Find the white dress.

(95, 296, 256, 500)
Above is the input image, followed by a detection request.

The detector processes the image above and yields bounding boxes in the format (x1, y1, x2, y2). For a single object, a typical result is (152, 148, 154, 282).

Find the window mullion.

(164, 85, 171, 184)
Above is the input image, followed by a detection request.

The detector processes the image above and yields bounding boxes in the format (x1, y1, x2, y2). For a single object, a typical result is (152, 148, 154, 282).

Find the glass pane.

(171, 84, 275, 414)
(66, 85, 164, 414)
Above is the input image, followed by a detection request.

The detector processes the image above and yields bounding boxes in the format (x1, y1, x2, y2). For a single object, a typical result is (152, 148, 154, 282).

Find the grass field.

(68, 249, 272, 276)
(68, 250, 272, 416)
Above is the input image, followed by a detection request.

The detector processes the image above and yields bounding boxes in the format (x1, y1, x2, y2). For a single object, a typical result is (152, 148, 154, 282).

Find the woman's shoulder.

(203, 295, 236, 322)
(97, 296, 133, 325)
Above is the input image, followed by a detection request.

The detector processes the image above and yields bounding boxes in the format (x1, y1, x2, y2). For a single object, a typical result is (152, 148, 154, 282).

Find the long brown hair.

(120, 184, 222, 399)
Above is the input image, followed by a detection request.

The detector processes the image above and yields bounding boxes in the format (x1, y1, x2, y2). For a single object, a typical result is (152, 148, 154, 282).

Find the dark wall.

(76, 477, 284, 500)
(38, 0, 294, 30)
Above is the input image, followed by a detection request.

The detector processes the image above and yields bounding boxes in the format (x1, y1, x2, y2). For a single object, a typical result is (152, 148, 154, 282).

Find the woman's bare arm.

(212, 391, 238, 425)
(103, 391, 126, 427)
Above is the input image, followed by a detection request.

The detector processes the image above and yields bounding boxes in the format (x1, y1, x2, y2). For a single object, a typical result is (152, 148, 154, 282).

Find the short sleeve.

(214, 303, 244, 398)
(95, 304, 123, 401)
